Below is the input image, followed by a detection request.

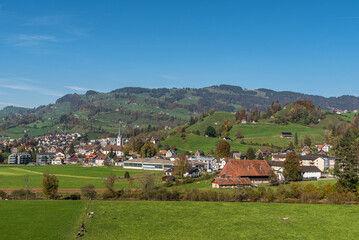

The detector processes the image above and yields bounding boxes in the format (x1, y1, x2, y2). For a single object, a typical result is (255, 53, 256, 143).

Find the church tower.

(117, 125, 123, 146)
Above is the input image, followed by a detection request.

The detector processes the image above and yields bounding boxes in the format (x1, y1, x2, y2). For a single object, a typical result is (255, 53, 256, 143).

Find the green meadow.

(0, 165, 162, 189)
(1, 200, 359, 240)
(162, 133, 261, 154)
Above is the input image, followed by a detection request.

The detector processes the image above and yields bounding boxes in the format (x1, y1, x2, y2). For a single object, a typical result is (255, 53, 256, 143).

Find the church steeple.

(117, 125, 123, 146)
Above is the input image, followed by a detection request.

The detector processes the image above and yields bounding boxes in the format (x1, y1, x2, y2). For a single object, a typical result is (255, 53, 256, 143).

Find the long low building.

(123, 158, 174, 171)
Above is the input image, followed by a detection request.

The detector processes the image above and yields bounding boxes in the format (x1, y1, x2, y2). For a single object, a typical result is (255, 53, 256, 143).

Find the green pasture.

(2, 200, 359, 240)
(162, 133, 260, 154)
(187, 111, 236, 133)
(0, 165, 162, 189)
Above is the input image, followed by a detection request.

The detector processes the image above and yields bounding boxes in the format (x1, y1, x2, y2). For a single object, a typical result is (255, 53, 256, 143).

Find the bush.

(102, 189, 117, 199)
(0, 190, 7, 200)
(63, 193, 81, 200)
(81, 184, 97, 200)
(124, 171, 130, 179)
(10, 189, 36, 200)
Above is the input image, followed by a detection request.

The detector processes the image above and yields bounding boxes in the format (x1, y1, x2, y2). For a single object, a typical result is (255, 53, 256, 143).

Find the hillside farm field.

(1, 201, 359, 240)
(0, 165, 162, 189)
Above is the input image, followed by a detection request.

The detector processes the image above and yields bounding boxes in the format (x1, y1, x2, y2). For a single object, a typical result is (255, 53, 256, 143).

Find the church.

(103, 126, 124, 157)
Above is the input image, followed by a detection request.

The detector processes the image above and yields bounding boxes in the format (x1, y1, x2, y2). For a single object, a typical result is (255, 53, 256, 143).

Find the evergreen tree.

(246, 147, 256, 160)
(294, 132, 298, 147)
(334, 130, 359, 190)
(67, 142, 75, 155)
(257, 152, 264, 160)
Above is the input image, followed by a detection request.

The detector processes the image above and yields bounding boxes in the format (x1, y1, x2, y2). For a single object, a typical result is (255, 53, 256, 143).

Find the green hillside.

(162, 133, 260, 154)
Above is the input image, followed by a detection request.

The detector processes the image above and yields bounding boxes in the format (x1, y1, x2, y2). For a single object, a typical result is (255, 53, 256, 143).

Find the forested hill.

(0, 85, 358, 138)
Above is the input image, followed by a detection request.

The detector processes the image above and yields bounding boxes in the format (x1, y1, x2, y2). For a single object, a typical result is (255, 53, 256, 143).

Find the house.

(51, 157, 63, 165)
(158, 150, 168, 157)
(194, 150, 205, 157)
(316, 144, 332, 153)
(212, 159, 273, 188)
(267, 161, 285, 181)
(103, 145, 124, 157)
(300, 154, 325, 172)
(166, 150, 177, 158)
(8, 152, 31, 164)
(65, 155, 78, 164)
(301, 146, 312, 155)
(36, 153, 55, 164)
(95, 154, 112, 166)
(255, 149, 271, 159)
(150, 137, 159, 144)
(123, 158, 174, 171)
(280, 132, 292, 138)
(301, 166, 322, 180)
(271, 153, 287, 161)
(86, 155, 98, 165)
(188, 157, 217, 171)
(184, 167, 200, 178)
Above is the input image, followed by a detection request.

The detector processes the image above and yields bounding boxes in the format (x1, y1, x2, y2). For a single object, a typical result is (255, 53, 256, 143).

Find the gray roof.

(125, 158, 174, 165)
(301, 166, 322, 173)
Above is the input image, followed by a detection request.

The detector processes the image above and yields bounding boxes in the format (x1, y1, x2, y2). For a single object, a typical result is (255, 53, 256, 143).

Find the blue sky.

(1, 0, 359, 109)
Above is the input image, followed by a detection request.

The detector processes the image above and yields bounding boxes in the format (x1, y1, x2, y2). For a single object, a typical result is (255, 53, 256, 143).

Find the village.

(1, 125, 338, 189)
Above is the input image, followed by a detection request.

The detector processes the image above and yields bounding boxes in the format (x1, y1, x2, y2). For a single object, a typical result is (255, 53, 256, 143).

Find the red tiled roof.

(212, 177, 252, 186)
(217, 159, 272, 177)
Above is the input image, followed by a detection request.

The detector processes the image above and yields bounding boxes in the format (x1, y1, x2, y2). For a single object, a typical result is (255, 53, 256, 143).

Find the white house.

(268, 161, 285, 181)
(166, 150, 177, 158)
(301, 166, 322, 180)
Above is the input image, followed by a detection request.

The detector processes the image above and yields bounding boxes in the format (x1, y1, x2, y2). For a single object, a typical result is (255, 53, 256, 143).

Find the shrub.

(81, 184, 97, 200)
(0, 190, 7, 200)
(124, 171, 130, 179)
(10, 189, 36, 200)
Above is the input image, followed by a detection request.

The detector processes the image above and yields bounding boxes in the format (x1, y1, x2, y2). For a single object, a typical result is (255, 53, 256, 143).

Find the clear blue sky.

(1, 0, 359, 108)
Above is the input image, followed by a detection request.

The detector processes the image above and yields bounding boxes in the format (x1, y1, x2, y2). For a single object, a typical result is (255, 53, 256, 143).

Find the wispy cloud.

(66, 86, 89, 91)
(0, 77, 64, 97)
(22, 15, 69, 26)
(5, 34, 58, 47)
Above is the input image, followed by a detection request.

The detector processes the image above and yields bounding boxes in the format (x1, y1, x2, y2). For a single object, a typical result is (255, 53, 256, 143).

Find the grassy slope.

(0, 165, 162, 189)
(0, 200, 87, 240)
(162, 133, 260, 154)
(83, 201, 359, 240)
(187, 111, 236, 133)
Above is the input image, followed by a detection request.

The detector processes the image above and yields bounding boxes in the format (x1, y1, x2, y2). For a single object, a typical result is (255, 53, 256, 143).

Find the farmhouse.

(212, 160, 273, 188)
(123, 158, 174, 171)
(280, 132, 292, 138)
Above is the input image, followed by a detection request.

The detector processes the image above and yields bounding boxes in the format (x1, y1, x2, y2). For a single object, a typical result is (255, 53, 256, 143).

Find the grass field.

(2, 200, 359, 240)
(0, 165, 162, 189)
(0, 200, 87, 240)
(162, 133, 261, 154)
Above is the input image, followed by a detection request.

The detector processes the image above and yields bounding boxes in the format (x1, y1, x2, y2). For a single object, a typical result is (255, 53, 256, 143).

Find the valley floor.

(1, 200, 359, 240)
